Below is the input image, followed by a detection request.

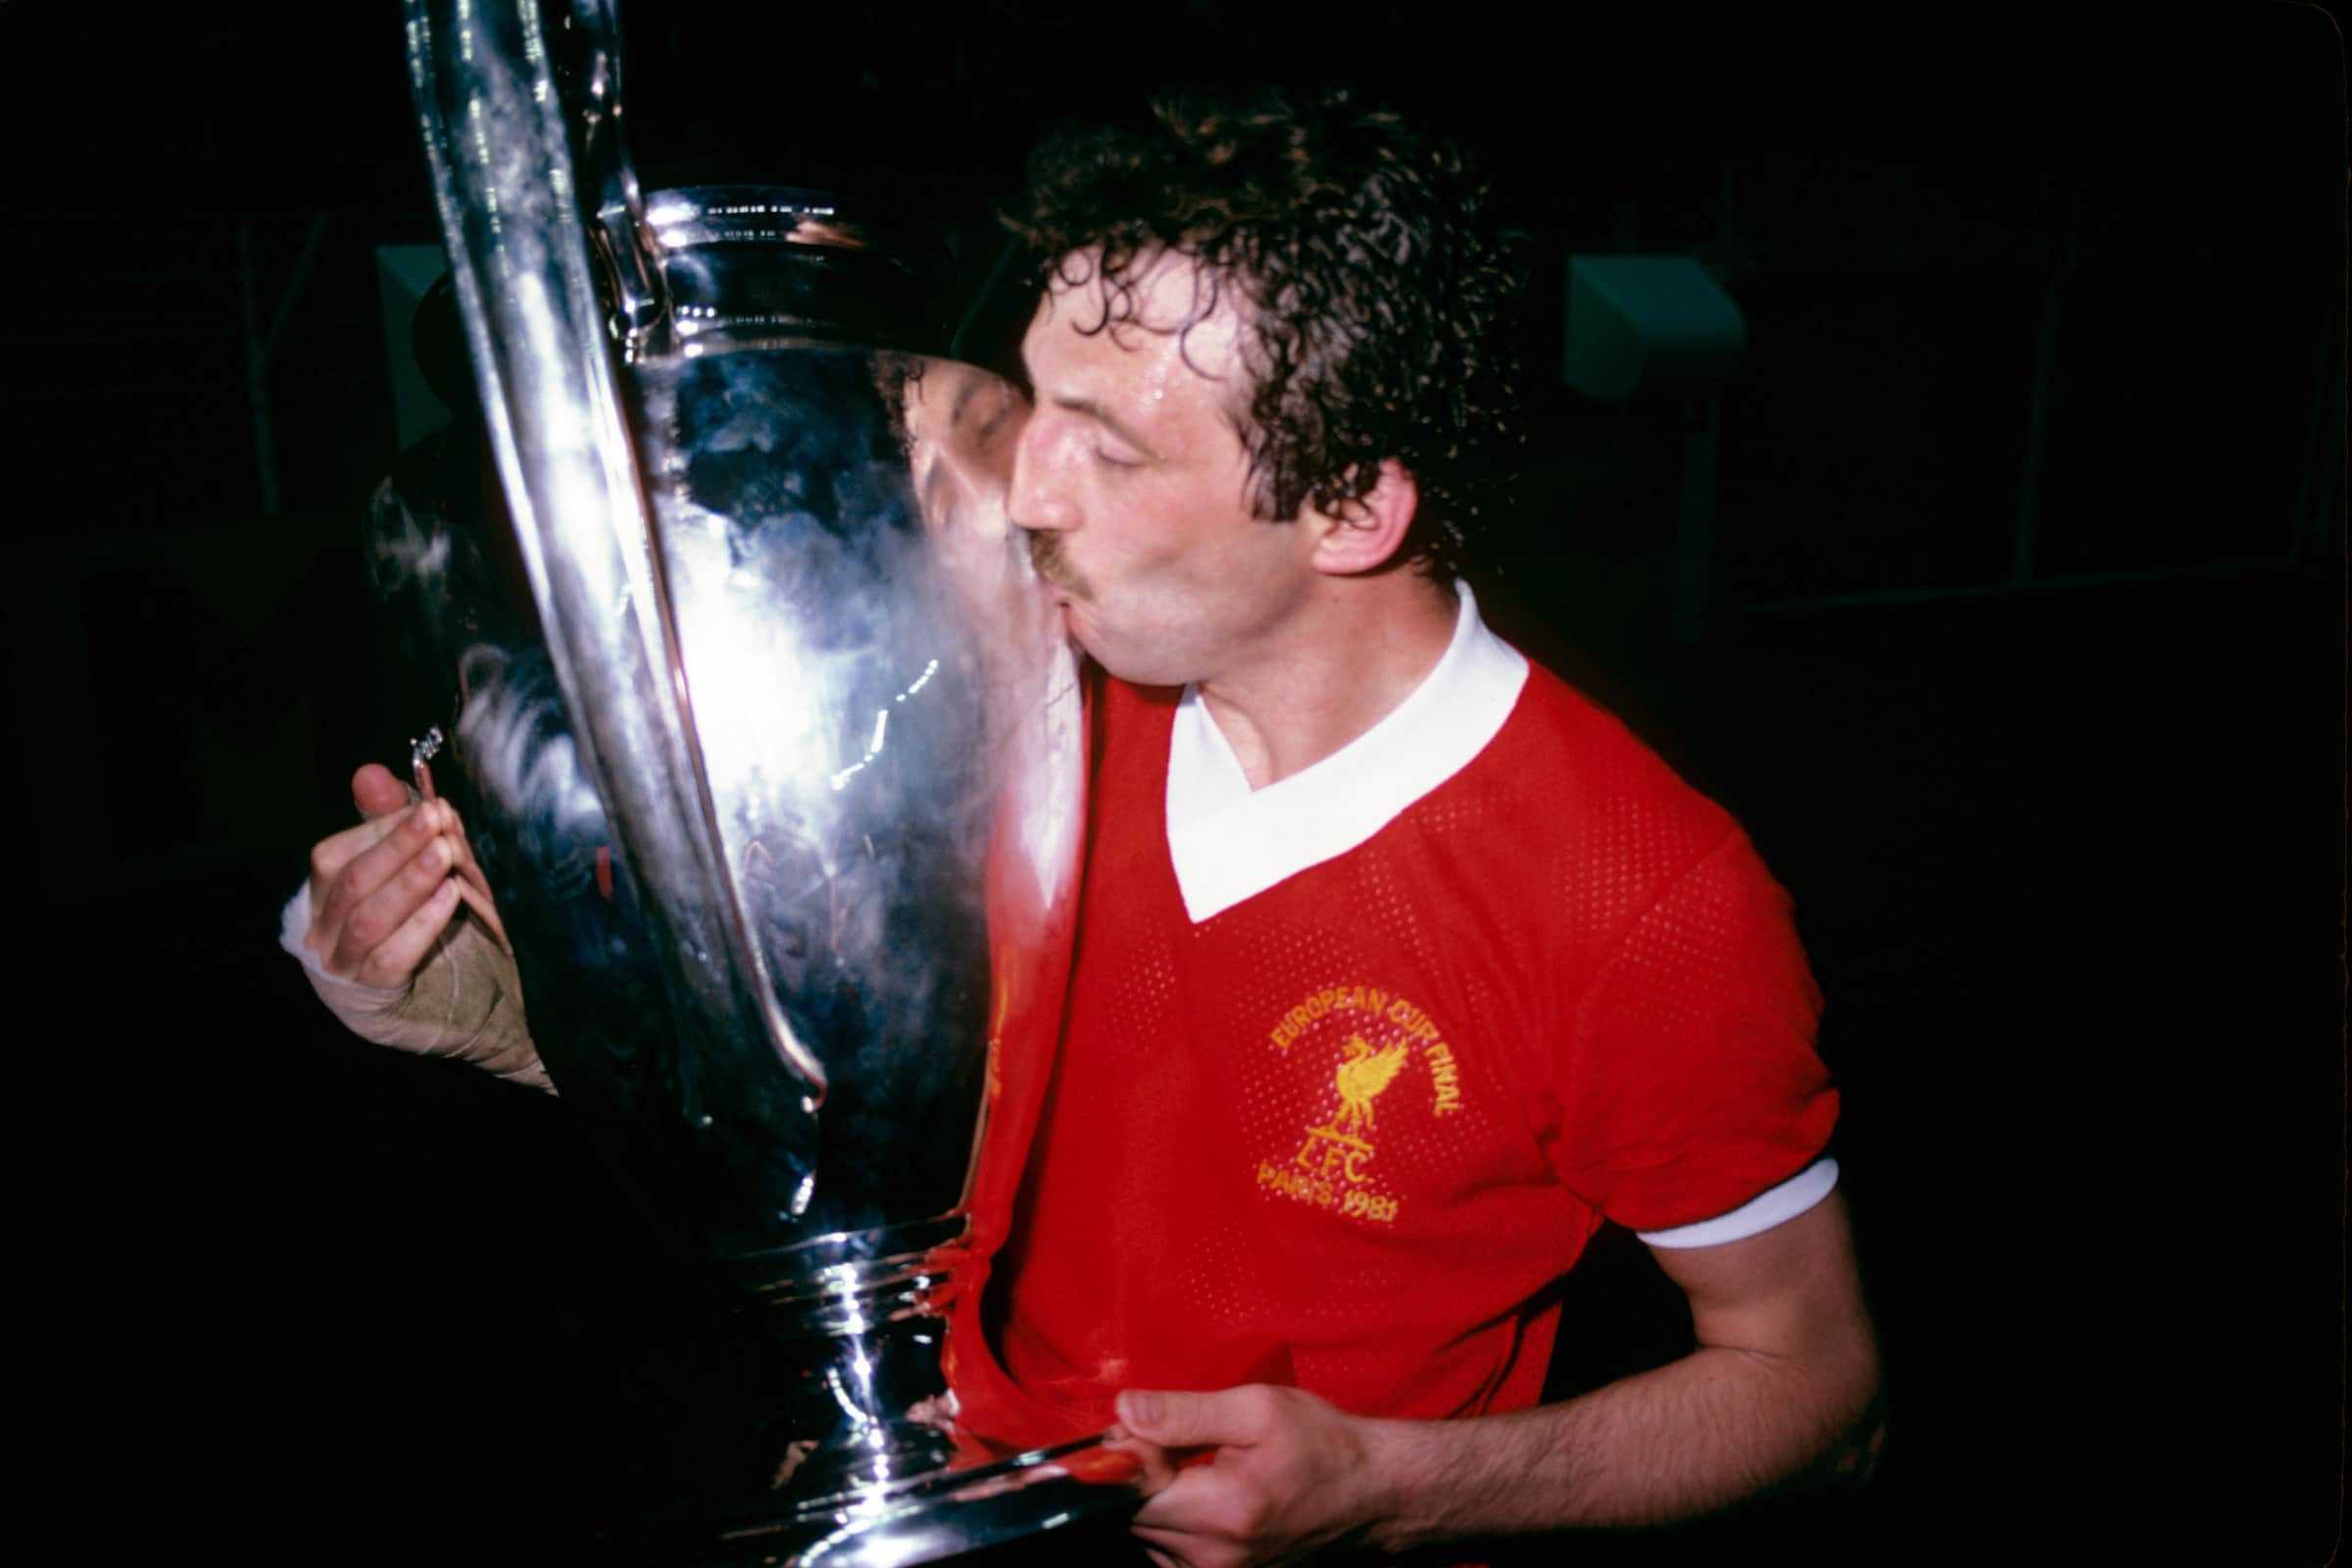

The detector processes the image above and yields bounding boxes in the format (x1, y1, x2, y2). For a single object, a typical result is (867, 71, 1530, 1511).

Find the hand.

(288, 763, 547, 1088)
(304, 762, 506, 989)
(1110, 1385, 1394, 1568)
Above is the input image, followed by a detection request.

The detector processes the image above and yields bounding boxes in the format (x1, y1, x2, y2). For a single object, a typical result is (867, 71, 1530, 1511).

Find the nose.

(1006, 405, 1076, 534)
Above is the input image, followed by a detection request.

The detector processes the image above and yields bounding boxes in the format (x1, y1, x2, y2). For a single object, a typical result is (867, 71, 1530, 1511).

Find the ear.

(1304, 460, 1420, 576)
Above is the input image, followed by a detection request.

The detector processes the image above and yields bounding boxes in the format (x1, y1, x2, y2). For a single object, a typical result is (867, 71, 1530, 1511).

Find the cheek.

(1088, 497, 1195, 581)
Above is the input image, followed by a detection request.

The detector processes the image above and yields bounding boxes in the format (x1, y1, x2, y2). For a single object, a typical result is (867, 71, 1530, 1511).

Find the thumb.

(351, 762, 413, 821)
(1115, 1388, 1253, 1449)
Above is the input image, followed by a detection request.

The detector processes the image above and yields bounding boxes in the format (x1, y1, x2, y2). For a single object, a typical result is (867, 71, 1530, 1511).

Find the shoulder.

(1400, 649, 1802, 982)
(1460, 655, 1740, 869)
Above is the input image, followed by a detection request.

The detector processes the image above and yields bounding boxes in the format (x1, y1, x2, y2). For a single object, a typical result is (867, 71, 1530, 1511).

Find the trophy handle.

(403, 0, 830, 1160)
(566, 0, 665, 348)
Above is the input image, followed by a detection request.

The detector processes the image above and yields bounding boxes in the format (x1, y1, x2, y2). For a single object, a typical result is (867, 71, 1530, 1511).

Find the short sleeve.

(1547, 828, 1837, 1233)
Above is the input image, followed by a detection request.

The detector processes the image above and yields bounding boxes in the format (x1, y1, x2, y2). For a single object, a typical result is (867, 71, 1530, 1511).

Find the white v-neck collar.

(1164, 582, 1529, 922)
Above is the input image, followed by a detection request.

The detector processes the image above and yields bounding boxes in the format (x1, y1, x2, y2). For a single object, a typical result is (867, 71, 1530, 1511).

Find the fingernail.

(1118, 1392, 1161, 1428)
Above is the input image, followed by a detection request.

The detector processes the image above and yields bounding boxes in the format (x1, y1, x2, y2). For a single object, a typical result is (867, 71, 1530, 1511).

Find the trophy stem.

(647, 1217, 1142, 1566)
(741, 1219, 966, 1502)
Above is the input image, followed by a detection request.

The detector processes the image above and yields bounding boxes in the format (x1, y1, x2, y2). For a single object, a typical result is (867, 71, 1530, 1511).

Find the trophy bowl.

(388, 1, 1125, 1560)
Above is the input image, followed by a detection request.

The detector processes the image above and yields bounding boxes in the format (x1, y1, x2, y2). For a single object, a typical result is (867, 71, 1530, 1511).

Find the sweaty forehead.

(1025, 249, 1249, 391)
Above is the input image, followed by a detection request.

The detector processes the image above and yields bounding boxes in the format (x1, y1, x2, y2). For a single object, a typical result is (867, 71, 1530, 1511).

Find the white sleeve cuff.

(1636, 1156, 1839, 1250)
(279, 880, 320, 968)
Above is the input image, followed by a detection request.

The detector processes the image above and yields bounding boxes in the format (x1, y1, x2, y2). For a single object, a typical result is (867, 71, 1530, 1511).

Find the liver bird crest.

(1332, 1034, 1411, 1134)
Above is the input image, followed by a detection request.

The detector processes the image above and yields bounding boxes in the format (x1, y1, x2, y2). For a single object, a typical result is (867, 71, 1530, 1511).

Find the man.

(292, 88, 1881, 1567)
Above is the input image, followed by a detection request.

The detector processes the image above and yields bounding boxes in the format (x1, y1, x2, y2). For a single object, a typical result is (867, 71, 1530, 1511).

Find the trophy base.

(634, 1433, 1144, 1566)
(596, 1225, 1143, 1564)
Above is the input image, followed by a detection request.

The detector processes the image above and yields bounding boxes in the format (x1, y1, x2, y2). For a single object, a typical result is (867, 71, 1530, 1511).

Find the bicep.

(1647, 1189, 1879, 1372)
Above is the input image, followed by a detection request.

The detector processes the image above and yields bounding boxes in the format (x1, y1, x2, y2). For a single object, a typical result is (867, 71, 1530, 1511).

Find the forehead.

(1021, 249, 1249, 403)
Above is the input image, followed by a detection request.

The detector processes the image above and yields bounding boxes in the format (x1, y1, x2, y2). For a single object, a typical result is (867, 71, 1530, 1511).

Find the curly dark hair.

(1002, 87, 1524, 581)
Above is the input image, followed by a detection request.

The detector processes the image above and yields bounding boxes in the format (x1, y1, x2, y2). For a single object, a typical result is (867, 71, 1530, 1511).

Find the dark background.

(5, 2, 2341, 1563)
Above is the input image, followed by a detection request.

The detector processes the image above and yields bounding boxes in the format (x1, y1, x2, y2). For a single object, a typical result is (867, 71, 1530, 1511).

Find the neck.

(1196, 569, 1459, 790)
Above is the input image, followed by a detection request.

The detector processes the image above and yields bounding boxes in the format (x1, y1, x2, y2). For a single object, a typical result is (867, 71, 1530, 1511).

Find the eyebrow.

(1052, 395, 1161, 462)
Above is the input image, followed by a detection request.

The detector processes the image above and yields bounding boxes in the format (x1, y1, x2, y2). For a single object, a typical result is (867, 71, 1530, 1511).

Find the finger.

(352, 762, 414, 821)
(354, 877, 464, 990)
(314, 801, 445, 940)
(1131, 1532, 1212, 1568)
(306, 802, 428, 912)
(1101, 1432, 1181, 1494)
(328, 830, 456, 977)
(1133, 1497, 1247, 1568)
(1131, 1468, 1267, 1568)
(1116, 1389, 1260, 1451)
(432, 807, 512, 953)
(438, 804, 499, 908)
(450, 875, 511, 953)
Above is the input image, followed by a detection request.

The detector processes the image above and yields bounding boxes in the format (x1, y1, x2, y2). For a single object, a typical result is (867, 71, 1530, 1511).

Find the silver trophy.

(394, 1, 1122, 1560)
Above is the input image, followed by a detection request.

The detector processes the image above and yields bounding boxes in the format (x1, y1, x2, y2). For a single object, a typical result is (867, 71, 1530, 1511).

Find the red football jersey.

(945, 591, 1837, 1447)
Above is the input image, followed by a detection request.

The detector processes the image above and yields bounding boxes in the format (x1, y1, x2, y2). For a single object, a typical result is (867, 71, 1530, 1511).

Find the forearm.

(1116, 1196, 1882, 1563)
(1358, 1337, 1883, 1549)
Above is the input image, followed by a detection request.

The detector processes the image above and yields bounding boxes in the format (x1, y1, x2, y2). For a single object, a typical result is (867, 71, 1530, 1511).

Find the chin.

(1072, 632, 1165, 687)
(1064, 607, 1204, 689)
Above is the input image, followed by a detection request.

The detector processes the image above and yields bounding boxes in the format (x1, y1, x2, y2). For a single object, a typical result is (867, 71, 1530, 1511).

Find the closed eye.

(1047, 394, 1160, 465)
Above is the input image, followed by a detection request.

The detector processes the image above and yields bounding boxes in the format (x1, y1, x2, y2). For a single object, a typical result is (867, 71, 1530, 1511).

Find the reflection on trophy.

(393, 0, 1120, 1559)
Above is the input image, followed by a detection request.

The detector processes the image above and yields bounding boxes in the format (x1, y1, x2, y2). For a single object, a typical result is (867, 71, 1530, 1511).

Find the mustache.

(1025, 530, 1092, 601)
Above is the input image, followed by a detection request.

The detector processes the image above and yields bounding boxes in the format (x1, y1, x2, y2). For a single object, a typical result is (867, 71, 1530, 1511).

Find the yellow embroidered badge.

(1254, 986, 1469, 1227)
